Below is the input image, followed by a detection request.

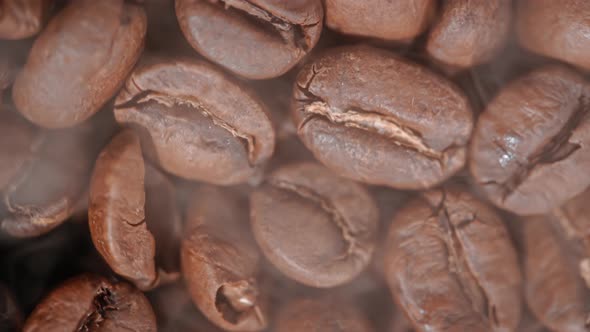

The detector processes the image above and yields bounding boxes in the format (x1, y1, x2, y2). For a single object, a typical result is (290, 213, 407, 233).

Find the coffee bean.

(0, 0, 51, 40)
(325, 0, 434, 42)
(89, 130, 182, 291)
(250, 162, 378, 288)
(470, 65, 590, 215)
(291, 45, 473, 189)
(114, 58, 275, 185)
(181, 185, 268, 331)
(22, 274, 157, 332)
(275, 297, 374, 332)
(12, 0, 146, 128)
(426, 0, 512, 69)
(175, 0, 324, 79)
(384, 186, 522, 331)
(0, 284, 22, 332)
(517, 0, 590, 71)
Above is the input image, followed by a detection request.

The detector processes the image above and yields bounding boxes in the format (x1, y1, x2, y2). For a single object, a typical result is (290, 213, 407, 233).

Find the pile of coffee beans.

(1, 0, 589, 331)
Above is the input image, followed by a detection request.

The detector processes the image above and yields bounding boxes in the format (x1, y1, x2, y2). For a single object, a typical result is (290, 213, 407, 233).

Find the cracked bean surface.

(175, 0, 324, 79)
(250, 162, 378, 288)
(384, 186, 522, 332)
(470, 65, 590, 216)
(291, 45, 473, 190)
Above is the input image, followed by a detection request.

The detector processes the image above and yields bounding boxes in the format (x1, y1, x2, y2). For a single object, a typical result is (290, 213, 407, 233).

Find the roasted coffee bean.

(517, 0, 590, 71)
(89, 130, 182, 291)
(384, 186, 522, 332)
(0, 110, 112, 238)
(470, 65, 590, 215)
(291, 45, 473, 189)
(12, 0, 146, 128)
(0, 0, 51, 40)
(275, 297, 374, 332)
(324, 0, 434, 42)
(426, 0, 512, 69)
(0, 284, 22, 332)
(521, 215, 589, 332)
(181, 185, 268, 331)
(250, 162, 378, 288)
(175, 0, 324, 79)
(22, 274, 157, 332)
(114, 58, 275, 185)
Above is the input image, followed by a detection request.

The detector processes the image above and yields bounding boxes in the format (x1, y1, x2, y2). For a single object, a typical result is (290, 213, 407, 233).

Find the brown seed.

(0, 0, 51, 40)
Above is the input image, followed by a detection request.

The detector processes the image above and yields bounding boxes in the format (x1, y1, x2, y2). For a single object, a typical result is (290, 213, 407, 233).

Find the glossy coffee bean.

(426, 0, 512, 69)
(250, 162, 378, 288)
(291, 45, 473, 189)
(470, 65, 590, 215)
(384, 186, 522, 332)
(12, 0, 146, 128)
(275, 297, 374, 332)
(517, 0, 590, 71)
(325, 0, 434, 42)
(89, 130, 182, 291)
(23, 274, 157, 332)
(0, 0, 51, 40)
(175, 0, 324, 79)
(114, 58, 275, 185)
(181, 186, 268, 331)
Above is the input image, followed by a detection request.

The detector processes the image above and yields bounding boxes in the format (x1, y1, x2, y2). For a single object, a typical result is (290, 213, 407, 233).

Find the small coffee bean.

(181, 185, 268, 331)
(384, 186, 522, 331)
(12, 0, 146, 128)
(22, 274, 157, 332)
(250, 162, 378, 288)
(426, 0, 512, 69)
(114, 58, 275, 185)
(325, 0, 434, 42)
(517, 0, 590, 71)
(291, 45, 473, 189)
(175, 0, 324, 79)
(470, 65, 590, 215)
(0, 0, 51, 40)
(0, 284, 22, 332)
(275, 297, 374, 332)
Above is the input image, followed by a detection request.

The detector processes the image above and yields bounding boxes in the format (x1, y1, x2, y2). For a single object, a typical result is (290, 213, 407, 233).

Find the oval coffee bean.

(114, 58, 275, 185)
(250, 162, 378, 288)
(291, 45, 473, 189)
(182, 186, 268, 331)
(89, 130, 182, 291)
(22, 274, 157, 332)
(275, 297, 374, 332)
(175, 0, 323, 79)
(325, 0, 434, 42)
(12, 0, 146, 128)
(470, 65, 590, 215)
(0, 0, 50, 40)
(521, 216, 589, 332)
(384, 186, 522, 332)
(426, 0, 512, 69)
(517, 0, 590, 71)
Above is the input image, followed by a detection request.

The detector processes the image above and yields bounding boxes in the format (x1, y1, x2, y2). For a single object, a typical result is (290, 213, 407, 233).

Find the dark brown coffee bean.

(250, 162, 378, 288)
(325, 0, 434, 42)
(22, 274, 157, 332)
(521, 215, 589, 332)
(291, 45, 473, 189)
(470, 65, 590, 216)
(12, 0, 146, 128)
(114, 58, 275, 185)
(517, 0, 590, 71)
(275, 297, 374, 332)
(175, 0, 324, 80)
(181, 185, 268, 331)
(0, 0, 51, 40)
(89, 130, 182, 291)
(0, 284, 22, 332)
(384, 186, 522, 332)
(426, 0, 512, 69)
(0, 110, 112, 238)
